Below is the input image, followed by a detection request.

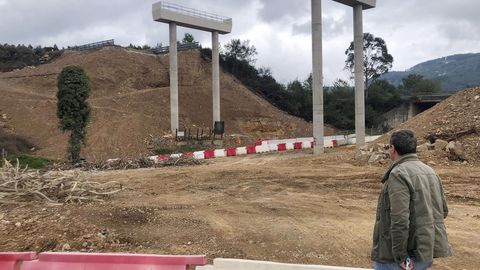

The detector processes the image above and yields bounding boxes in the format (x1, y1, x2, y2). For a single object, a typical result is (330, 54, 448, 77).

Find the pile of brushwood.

(80, 156, 203, 171)
(0, 159, 122, 205)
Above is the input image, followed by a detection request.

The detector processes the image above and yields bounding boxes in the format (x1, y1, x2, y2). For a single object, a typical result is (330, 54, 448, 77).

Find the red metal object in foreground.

(0, 252, 37, 270)
(19, 253, 207, 270)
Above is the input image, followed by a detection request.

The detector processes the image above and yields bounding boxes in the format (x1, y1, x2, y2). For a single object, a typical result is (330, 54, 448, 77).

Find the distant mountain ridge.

(380, 53, 480, 92)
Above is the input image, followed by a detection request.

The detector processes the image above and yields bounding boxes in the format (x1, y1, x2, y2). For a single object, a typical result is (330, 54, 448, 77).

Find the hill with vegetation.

(0, 47, 320, 160)
(380, 53, 480, 92)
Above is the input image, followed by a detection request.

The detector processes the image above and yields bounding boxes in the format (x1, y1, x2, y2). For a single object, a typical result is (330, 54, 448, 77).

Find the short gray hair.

(390, 129, 417, 155)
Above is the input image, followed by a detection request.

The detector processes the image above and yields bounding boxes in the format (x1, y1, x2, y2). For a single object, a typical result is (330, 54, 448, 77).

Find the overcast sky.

(1, 0, 479, 85)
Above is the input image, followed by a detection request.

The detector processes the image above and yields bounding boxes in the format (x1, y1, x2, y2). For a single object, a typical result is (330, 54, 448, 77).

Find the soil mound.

(0, 112, 35, 156)
(0, 47, 326, 160)
(376, 87, 480, 164)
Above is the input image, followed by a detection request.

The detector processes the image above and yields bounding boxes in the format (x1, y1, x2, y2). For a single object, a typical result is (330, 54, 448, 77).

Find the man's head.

(389, 129, 417, 160)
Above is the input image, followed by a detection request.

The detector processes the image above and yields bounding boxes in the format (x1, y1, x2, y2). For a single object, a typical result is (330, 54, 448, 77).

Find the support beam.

(153, 2, 232, 34)
(212, 31, 221, 125)
(169, 22, 179, 132)
(353, 5, 365, 148)
(333, 0, 376, 9)
(311, 0, 324, 154)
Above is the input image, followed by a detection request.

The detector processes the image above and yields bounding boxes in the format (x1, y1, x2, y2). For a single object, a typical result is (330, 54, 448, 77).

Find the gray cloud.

(1, 0, 479, 85)
(0, 0, 145, 46)
(292, 21, 310, 35)
(257, 0, 309, 23)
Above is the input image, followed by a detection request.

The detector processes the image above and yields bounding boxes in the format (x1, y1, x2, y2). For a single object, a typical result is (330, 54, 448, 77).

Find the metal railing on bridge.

(151, 41, 201, 54)
(159, 1, 230, 22)
(70, 39, 115, 51)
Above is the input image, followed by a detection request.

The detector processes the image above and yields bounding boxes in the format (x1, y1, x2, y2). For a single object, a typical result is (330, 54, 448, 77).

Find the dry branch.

(0, 159, 122, 205)
(426, 128, 479, 143)
(80, 156, 202, 171)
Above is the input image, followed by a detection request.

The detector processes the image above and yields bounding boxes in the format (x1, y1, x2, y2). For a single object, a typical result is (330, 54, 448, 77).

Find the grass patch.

(3, 155, 54, 169)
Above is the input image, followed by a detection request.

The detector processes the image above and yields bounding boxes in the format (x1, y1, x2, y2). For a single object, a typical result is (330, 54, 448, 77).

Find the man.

(372, 129, 452, 270)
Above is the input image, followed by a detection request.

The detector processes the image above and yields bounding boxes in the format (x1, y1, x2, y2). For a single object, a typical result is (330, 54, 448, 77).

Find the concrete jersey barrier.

(197, 258, 372, 270)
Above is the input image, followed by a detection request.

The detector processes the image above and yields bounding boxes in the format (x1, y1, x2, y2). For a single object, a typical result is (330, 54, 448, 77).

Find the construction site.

(1, 1, 480, 270)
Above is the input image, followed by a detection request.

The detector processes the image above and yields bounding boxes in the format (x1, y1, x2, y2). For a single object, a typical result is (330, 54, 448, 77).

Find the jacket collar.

(382, 153, 419, 183)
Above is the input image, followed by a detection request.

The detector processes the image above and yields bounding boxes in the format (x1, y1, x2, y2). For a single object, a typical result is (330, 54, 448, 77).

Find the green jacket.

(371, 154, 453, 263)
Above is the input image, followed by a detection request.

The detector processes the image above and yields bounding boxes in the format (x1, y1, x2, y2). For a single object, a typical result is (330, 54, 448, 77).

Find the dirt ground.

(1, 148, 479, 269)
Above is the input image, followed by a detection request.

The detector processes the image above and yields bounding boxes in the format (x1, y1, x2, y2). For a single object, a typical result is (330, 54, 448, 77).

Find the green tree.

(257, 67, 272, 77)
(282, 74, 326, 123)
(323, 79, 397, 131)
(324, 79, 355, 130)
(182, 33, 195, 44)
(224, 39, 257, 64)
(0, 44, 36, 71)
(286, 79, 312, 119)
(345, 33, 393, 97)
(57, 66, 91, 164)
(367, 79, 402, 113)
(0, 43, 63, 71)
(222, 39, 258, 78)
(33, 45, 44, 57)
(401, 74, 442, 95)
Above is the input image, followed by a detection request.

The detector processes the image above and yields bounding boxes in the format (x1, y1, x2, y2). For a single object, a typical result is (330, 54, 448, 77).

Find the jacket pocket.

(433, 223, 453, 258)
(378, 231, 394, 261)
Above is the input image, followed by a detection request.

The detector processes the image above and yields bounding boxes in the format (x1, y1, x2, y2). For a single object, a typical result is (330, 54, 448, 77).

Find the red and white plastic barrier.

(148, 134, 383, 161)
(150, 136, 348, 162)
(0, 252, 206, 270)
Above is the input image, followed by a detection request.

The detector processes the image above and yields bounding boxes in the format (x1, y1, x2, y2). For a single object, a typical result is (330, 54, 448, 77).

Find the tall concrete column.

(169, 22, 179, 132)
(311, 0, 324, 154)
(212, 31, 220, 125)
(353, 4, 365, 148)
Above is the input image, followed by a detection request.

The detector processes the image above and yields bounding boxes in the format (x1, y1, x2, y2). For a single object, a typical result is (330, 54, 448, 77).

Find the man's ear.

(391, 145, 399, 157)
(390, 144, 397, 155)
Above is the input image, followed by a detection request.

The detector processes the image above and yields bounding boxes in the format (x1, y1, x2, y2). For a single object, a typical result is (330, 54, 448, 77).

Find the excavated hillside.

(376, 87, 480, 164)
(0, 47, 324, 160)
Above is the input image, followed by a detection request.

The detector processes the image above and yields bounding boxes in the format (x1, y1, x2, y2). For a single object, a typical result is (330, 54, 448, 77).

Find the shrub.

(57, 65, 91, 164)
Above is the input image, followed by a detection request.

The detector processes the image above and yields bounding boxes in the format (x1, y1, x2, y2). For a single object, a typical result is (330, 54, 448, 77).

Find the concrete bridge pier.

(212, 31, 220, 125)
(311, 0, 324, 154)
(169, 22, 179, 132)
(353, 4, 365, 148)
